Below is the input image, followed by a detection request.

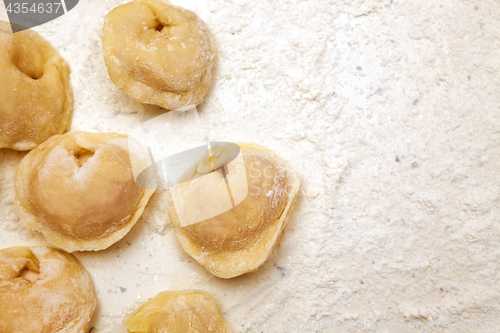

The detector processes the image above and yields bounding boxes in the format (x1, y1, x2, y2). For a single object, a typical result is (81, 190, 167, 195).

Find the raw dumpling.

(0, 246, 96, 333)
(123, 290, 232, 333)
(0, 21, 73, 151)
(102, 0, 216, 111)
(14, 132, 156, 252)
(167, 143, 301, 278)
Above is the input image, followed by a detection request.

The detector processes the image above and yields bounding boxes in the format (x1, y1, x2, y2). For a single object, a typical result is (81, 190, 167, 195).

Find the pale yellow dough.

(168, 143, 301, 278)
(123, 290, 232, 333)
(0, 21, 73, 151)
(0, 246, 96, 333)
(102, 0, 216, 111)
(14, 132, 156, 252)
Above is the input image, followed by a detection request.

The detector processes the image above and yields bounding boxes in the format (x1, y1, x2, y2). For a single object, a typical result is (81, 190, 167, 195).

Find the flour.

(0, 0, 499, 332)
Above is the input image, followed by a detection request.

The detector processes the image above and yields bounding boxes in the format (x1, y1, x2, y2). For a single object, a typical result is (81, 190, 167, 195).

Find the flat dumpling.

(167, 143, 301, 278)
(0, 21, 73, 151)
(123, 290, 232, 333)
(0, 246, 96, 333)
(102, 0, 216, 111)
(14, 132, 156, 252)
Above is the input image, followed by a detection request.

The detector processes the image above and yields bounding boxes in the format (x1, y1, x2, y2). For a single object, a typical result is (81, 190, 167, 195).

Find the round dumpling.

(167, 143, 301, 278)
(0, 246, 96, 333)
(123, 290, 232, 333)
(102, 0, 216, 111)
(0, 21, 73, 151)
(14, 132, 156, 252)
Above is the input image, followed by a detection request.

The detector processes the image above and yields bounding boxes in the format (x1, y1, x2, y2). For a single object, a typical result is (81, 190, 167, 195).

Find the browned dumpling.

(102, 0, 216, 111)
(0, 246, 96, 333)
(123, 290, 232, 333)
(168, 143, 301, 278)
(0, 21, 73, 151)
(14, 132, 156, 252)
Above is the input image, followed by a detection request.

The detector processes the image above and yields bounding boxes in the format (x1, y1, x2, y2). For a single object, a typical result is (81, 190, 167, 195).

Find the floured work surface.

(0, 0, 499, 332)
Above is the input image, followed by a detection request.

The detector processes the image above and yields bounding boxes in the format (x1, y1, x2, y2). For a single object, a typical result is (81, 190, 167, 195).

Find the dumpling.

(102, 0, 216, 111)
(14, 132, 156, 252)
(123, 290, 232, 333)
(0, 21, 73, 151)
(0, 246, 96, 333)
(167, 143, 301, 278)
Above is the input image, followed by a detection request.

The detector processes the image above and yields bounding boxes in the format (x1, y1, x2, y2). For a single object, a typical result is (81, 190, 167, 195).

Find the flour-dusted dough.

(168, 143, 301, 278)
(0, 21, 73, 151)
(102, 0, 216, 111)
(0, 246, 96, 333)
(14, 132, 156, 252)
(123, 290, 232, 333)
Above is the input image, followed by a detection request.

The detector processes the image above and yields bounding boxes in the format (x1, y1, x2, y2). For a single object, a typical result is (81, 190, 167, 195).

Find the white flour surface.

(0, 0, 499, 332)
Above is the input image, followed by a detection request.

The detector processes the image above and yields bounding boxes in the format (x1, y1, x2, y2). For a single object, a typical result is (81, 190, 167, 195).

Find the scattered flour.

(0, 0, 499, 332)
